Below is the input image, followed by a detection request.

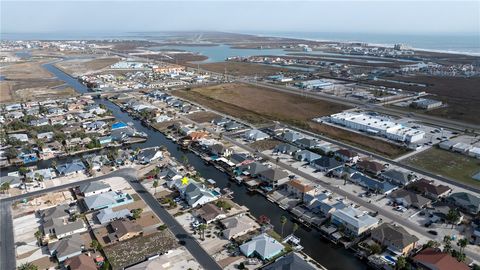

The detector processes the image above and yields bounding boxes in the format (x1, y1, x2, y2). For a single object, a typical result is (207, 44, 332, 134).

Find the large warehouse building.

(329, 112, 425, 143)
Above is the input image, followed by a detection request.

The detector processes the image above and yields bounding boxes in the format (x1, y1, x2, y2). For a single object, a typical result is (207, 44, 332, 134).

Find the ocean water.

(250, 31, 480, 55)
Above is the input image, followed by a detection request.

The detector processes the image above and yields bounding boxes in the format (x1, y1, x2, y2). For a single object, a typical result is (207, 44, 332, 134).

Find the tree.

(17, 262, 38, 270)
(457, 238, 468, 254)
(238, 262, 246, 269)
(446, 209, 460, 228)
(90, 240, 101, 252)
(5, 147, 19, 160)
(51, 160, 57, 168)
(275, 157, 280, 169)
(152, 180, 159, 195)
(292, 222, 299, 237)
(34, 229, 42, 244)
(131, 208, 143, 220)
(181, 155, 189, 166)
(443, 235, 452, 253)
(198, 224, 207, 240)
(0, 182, 10, 194)
(280, 215, 287, 238)
(18, 167, 29, 176)
(395, 256, 407, 270)
(424, 240, 440, 249)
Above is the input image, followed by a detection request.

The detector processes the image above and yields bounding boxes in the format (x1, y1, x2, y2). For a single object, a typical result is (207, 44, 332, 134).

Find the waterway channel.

(36, 62, 368, 270)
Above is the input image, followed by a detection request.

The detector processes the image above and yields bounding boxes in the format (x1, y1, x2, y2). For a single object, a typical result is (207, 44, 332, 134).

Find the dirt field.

(249, 139, 283, 151)
(55, 57, 120, 76)
(0, 59, 78, 103)
(403, 147, 480, 188)
(193, 61, 301, 76)
(369, 75, 480, 125)
(186, 111, 220, 123)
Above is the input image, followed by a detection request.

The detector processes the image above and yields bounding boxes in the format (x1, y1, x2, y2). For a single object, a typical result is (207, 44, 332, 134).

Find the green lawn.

(403, 147, 480, 188)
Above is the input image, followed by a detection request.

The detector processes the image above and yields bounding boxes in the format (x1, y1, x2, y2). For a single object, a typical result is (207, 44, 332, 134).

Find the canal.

(41, 62, 367, 270)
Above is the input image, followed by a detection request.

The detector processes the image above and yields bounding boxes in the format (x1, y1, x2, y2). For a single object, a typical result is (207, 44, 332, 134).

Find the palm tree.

(292, 222, 299, 236)
(17, 262, 38, 270)
(152, 180, 159, 195)
(275, 157, 280, 169)
(443, 235, 452, 253)
(280, 215, 287, 238)
(90, 240, 100, 252)
(395, 256, 407, 270)
(34, 229, 42, 245)
(198, 224, 207, 240)
(446, 209, 460, 228)
(457, 238, 468, 254)
(0, 182, 10, 194)
(181, 155, 189, 166)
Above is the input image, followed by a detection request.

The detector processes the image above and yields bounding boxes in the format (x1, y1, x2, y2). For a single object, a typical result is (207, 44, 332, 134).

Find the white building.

(329, 112, 425, 143)
(331, 206, 379, 236)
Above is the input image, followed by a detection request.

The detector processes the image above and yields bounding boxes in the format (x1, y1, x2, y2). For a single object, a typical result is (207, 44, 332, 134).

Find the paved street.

(0, 201, 14, 270)
(123, 173, 223, 270)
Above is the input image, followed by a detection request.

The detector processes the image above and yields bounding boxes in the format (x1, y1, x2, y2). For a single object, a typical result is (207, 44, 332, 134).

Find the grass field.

(403, 147, 480, 188)
(186, 111, 220, 123)
(55, 57, 120, 76)
(173, 83, 409, 158)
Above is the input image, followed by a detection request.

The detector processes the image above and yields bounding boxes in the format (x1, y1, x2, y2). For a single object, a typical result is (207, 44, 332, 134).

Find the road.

(0, 168, 222, 270)
(123, 174, 223, 270)
(0, 200, 14, 270)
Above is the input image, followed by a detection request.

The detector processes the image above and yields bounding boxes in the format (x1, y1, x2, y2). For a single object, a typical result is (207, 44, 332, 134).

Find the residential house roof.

(389, 189, 431, 208)
(239, 162, 269, 176)
(274, 143, 300, 154)
(412, 248, 469, 270)
(356, 160, 384, 174)
(408, 179, 451, 197)
(65, 254, 97, 270)
(287, 179, 315, 193)
(0, 175, 22, 187)
(448, 192, 480, 214)
(83, 191, 131, 210)
(335, 149, 358, 159)
(56, 160, 86, 175)
(282, 131, 303, 142)
(350, 172, 396, 194)
(262, 252, 316, 270)
(312, 156, 343, 170)
(96, 208, 132, 225)
(221, 215, 259, 239)
(78, 182, 111, 195)
(240, 233, 284, 260)
(195, 203, 225, 223)
(371, 223, 419, 252)
(332, 206, 379, 231)
(244, 129, 269, 141)
(294, 150, 321, 162)
(295, 138, 319, 148)
(381, 169, 411, 185)
(110, 219, 143, 239)
(259, 168, 289, 182)
(48, 234, 84, 262)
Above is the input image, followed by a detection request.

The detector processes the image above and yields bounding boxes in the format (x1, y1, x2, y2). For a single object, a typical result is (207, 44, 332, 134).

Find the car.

(427, 230, 438, 235)
(394, 206, 407, 212)
(424, 221, 432, 227)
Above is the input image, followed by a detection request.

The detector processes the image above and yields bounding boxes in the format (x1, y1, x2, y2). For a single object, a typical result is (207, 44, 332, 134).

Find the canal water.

(37, 62, 368, 270)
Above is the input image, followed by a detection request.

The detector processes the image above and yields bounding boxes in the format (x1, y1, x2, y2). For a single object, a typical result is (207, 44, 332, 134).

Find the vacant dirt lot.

(370, 75, 480, 125)
(55, 57, 120, 76)
(1, 60, 53, 79)
(0, 81, 13, 102)
(193, 61, 300, 76)
(186, 111, 220, 123)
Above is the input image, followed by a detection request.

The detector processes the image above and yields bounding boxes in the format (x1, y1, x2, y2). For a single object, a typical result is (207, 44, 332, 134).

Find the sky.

(1, 1, 479, 35)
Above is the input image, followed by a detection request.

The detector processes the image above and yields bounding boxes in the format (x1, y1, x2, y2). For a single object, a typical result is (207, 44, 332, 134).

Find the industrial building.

(329, 112, 425, 143)
(411, 98, 443, 110)
(296, 79, 334, 90)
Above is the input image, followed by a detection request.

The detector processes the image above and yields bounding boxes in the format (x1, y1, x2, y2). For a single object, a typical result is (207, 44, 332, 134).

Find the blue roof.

(351, 172, 396, 194)
(112, 122, 128, 130)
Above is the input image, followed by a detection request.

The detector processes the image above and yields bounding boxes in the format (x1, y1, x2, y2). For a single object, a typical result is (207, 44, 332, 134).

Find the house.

(41, 205, 87, 239)
(209, 144, 232, 157)
(381, 169, 414, 186)
(240, 233, 284, 260)
(334, 149, 359, 163)
(295, 138, 319, 149)
(258, 168, 290, 187)
(262, 252, 318, 270)
(286, 179, 316, 200)
(331, 206, 379, 236)
(158, 165, 183, 182)
(78, 181, 111, 197)
(229, 153, 254, 167)
(281, 131, 303, 142)
(212, 117, 230, 126)
(389, 189, 431, 209)
(238, 162, 269, 177)
(9, 133, 28, 142)
(292, 150, 319, 163)
(244, 129, 270, 141)
(371, 223, 419, 255)
(350, 172, 397, 195)
(408, 179, 451, 199)
(447, 192, 480, 215)
(56, 160, 86, 176)
(137, 147, 163, 164)
(37, 132, 54, 142)
(221, 215, 260, 240)
(18, 151, 38, 164)
(26, 168, 56, 181)
(267, 123, 286, 136)
(180, 182, 218, 208)
(30, 118, 49, 127)
(85, 154, 109, 171)
(356, 160, 384, 175)
(96, 208, 132, 225)
(108, 219, 143, 242)
(311, 156, 343, 172)
(98, 136, 113, 146)
(194, 203, 227, 224)
(274, 143, 300, 155)
(83, 191, 133, 211)
(412, 248, 469, 270)
(48, 234, 84, 262)
(0, 175, 22, 188)
(64, 254, 97, 270)
(111, 121, 128, 130)
(225, 122, 243, 131)
(186, 131, 209, 141)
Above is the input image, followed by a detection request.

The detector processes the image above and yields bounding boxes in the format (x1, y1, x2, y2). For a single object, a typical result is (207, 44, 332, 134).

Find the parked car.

(427, 230, 438, 235)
